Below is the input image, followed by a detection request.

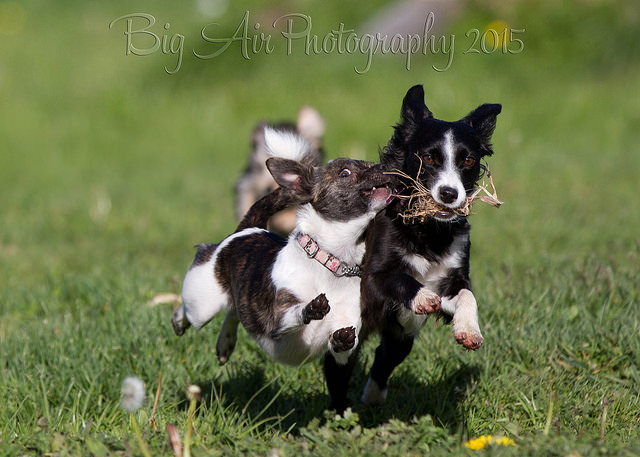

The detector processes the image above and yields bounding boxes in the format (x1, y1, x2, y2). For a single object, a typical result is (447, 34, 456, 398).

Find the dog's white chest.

(268, 244, 363, 363)
(405, 250, 462, 291)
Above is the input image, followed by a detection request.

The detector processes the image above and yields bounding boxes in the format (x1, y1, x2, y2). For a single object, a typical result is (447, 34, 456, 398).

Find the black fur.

(361, 214, 472, 328)
(191, 243, 217, 267)
(268, 157, 388, 222)
(367, 325, 415, 393)
(323, 348, 360, 412)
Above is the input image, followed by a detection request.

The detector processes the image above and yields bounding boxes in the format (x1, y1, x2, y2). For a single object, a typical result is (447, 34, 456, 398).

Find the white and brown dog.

(172, 129, 391, 408)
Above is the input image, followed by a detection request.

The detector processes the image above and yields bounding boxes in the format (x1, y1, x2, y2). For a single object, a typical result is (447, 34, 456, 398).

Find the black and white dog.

(326, 85, 502, 409)
(172, 129, 392, 406)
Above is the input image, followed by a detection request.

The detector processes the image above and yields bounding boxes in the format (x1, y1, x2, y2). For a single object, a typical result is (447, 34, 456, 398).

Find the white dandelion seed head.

(186, 384, 201, 401)
(120, 376, 145, 413)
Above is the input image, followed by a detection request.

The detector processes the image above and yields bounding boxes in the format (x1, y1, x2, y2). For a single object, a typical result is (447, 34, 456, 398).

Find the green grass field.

(1, 0, 639, 455)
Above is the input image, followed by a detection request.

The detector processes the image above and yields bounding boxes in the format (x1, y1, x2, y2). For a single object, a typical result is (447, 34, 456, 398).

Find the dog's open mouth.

(366, 185, 392, 200)
(384, 167, 503, 224)
(434, 209, 458, 221)
(363, 185, 393, 207)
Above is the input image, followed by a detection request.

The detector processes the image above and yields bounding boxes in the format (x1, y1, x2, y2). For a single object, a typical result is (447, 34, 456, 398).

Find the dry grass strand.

(385, 159, 503, 224)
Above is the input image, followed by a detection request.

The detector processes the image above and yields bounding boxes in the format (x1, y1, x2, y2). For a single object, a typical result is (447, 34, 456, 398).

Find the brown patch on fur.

(191, 243, 217, 267)
(310, 159, 391, 221)
(213, 232, 288, 337)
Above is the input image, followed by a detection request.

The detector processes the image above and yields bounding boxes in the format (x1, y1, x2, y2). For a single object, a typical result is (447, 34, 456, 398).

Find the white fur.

(433, 130, 466, 208)
(441, 289, 483, 346)
(395, 286, 438, 336)
(264, 204, 371, 365)
(396, 306, 428, 336)
(405, 242, 464, 292)
(398, 234, 467, 336)
(264, 127, 312, 161)
(295, 205, 373, 264)
(411, 287, 440, 311)
(403, 232, 483, 347)
(179, 227, 265, 329)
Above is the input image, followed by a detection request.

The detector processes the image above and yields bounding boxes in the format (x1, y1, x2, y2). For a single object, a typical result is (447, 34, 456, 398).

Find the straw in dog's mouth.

(384, 164, 503, 224)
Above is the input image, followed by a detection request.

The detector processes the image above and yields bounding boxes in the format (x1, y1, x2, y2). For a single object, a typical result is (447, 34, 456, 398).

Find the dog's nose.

(438, 186, 458, 204)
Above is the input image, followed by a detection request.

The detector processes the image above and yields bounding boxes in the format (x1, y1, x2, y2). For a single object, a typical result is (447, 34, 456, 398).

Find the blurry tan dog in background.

(235, 106, 325, 234)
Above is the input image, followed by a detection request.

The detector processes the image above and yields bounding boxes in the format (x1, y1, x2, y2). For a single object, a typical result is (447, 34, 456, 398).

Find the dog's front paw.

(330, 326, 356, 353)
(302, 293, 330, 324)
(451, 289, 483, 350)
(454, 327, 483, 350)
(411, 287, 441, 315)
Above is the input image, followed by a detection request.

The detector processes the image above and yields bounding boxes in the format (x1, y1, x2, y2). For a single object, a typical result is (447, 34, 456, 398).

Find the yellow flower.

(494, 436, 516, 446)
(465, 435, 491, 450)
(465, 435, 515, 450)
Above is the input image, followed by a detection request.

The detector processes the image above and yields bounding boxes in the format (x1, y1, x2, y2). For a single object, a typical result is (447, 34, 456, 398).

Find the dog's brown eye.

(339, 169, 351, 178)
(422, 154, 434, 164)
(464, 157, 475, 167)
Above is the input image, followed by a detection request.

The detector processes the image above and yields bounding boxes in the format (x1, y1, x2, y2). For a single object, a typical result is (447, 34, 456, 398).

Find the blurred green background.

(1, 0, 639, 454)
(1, 0, 638, 298)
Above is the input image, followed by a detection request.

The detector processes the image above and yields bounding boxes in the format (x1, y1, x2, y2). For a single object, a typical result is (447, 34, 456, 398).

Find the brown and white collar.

(295, 233, 362, 277)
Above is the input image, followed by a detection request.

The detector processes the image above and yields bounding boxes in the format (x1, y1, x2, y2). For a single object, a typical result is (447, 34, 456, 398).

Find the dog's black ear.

(382, 85, 434, 169)
(400, 85, 433, 124)
(266, 158, 314, 201)
(461, 104, 502, 155)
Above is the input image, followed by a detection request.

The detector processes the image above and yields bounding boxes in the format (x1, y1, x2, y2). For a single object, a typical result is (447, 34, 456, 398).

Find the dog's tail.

(264, 127, 314, 163)
(235, 128, 313, 232)
(234, 187, 294, 232)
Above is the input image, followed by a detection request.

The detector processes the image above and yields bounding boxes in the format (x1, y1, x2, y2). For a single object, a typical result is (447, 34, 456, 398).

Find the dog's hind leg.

(172, 305, 191, 336)
(361, 327, 414, 406)
(180, 257, 230, 330)
(323, 348, 359, 414)
(216, 310, 240, 365)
